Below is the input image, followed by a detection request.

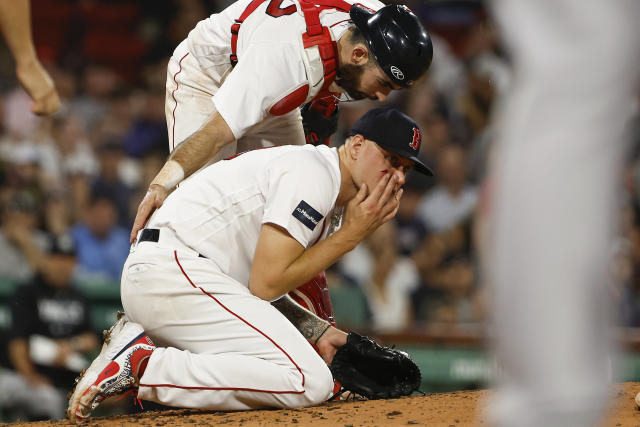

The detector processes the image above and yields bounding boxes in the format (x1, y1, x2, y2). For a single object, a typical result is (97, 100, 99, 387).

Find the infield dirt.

(11, 382, 640, 426)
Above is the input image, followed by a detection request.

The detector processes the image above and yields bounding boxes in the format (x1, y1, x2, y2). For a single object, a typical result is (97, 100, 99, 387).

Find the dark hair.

(89, 185, 117, 206)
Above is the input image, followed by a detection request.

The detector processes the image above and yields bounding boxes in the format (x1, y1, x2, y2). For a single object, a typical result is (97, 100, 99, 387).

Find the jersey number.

(266, 0, 296, 17)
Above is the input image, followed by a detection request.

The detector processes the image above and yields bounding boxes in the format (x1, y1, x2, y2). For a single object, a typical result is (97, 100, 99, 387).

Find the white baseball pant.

(487, 1, 640, 426)
(120, 235, 334, 410)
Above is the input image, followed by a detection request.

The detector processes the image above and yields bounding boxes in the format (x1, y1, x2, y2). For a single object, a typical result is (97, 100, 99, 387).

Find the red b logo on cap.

(409, 127, 421, 150)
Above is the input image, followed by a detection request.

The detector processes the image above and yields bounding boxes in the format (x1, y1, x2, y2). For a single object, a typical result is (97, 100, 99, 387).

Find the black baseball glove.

(329, 332, 421, 400)
(300, 99, 339, 146)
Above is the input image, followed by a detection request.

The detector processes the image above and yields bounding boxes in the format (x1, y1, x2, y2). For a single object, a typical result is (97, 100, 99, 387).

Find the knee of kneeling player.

(301, 363, 334, 406)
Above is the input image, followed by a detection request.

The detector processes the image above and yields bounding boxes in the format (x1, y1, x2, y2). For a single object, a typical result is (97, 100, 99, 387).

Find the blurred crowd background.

(1, 0, 639, 421)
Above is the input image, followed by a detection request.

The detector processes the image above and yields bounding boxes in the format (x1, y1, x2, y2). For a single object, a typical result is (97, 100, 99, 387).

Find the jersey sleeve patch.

(292, 200, 324, 230)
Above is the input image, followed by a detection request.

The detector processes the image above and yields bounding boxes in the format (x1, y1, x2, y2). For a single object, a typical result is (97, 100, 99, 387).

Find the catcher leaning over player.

(67, 108, 430, 423)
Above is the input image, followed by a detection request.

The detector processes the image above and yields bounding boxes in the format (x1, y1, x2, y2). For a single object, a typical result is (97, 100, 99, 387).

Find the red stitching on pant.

(161, 250, 306, 395)
(171, 52, 190, 151)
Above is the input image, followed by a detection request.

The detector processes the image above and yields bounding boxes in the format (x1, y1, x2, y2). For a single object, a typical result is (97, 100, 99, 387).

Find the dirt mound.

(12, 383, 640, 426)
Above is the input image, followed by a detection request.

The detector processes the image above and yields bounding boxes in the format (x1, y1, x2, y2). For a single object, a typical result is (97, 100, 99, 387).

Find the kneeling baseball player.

(67, 108, 432, 423)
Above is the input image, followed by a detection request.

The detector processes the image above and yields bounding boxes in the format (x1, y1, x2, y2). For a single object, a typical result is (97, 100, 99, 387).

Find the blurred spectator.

(91, 139, 135, 227)
(395, 174, 429, 256)
(455, 59, 496, 143)
(121, 89, 168, 158)
(70, 189, 130, 285)
(0, 143, 46, 199)
(339, 222, 421, 333)
(418, 144, 477, 232)
(410, 221, 481, 324)
(69, 64, 121, 131)
(0, 191, 49, 283)
(6, 234, 98, 420)
(41, 190, 72, 240)
(50, 114, 98, 179)
(425, 34, 466, 107)
(90, 87, 134, 145)
(405, 81, 451, 170)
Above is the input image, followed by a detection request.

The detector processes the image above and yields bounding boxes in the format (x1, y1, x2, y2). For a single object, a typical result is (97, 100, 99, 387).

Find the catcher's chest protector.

(230, 0, 350, 115)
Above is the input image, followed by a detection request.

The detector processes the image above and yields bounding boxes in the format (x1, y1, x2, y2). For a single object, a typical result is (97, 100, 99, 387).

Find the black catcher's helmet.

(350, 4, 433, 87)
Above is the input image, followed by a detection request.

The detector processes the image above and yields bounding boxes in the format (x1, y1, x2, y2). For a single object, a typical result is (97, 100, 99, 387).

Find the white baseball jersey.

(165, 0, 383, 156)
(121, 144, 344, 410)
(148, 144, 341, 291)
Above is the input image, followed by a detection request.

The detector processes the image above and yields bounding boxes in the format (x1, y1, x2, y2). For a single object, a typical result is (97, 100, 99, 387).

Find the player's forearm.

(251, 228, 358, 300)
(0, 0, 37, 65)
(152, 112, 235, 189)
(271, 295, 332, 344)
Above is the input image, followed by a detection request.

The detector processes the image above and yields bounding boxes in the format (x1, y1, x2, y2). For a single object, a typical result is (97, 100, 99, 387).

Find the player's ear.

(348, 135, 365, 160)
(350, 44, 369, 65)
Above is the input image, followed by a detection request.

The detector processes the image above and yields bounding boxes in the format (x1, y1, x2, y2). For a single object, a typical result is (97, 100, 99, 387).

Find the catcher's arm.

(130, 111, 235, 243)
(272, 295, 347, 363)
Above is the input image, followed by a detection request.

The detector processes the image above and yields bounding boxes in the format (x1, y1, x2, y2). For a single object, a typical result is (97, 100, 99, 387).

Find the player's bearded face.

(335, 63, 377, 101)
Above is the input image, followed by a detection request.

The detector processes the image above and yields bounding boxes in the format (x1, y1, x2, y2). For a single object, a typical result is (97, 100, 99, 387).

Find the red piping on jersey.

(171, 52, 190, 151)
(330, 18, 350, 28)
(141, 251, 306, 395)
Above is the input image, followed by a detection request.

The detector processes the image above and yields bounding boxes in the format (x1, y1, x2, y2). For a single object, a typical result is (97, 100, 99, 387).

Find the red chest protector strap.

(230, 0, 351, 100)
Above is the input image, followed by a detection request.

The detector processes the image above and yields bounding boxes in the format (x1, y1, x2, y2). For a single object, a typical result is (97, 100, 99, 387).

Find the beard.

(334, 63, 377, 101)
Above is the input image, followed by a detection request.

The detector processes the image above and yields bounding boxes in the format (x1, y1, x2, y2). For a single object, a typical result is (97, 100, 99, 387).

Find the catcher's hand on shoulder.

(329, 332, 421, 400)
(130, 184, 168, 243)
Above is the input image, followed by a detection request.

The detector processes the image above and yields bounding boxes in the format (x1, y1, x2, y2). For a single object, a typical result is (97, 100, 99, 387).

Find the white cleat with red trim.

(66, 312, 155, 424)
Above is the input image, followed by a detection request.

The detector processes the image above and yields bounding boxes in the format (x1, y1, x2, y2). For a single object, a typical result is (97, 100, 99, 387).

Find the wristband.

(151, 160, 185, 190)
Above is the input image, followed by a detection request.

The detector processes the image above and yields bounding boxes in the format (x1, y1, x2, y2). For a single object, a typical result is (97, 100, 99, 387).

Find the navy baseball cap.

(349, 107, 433, 176)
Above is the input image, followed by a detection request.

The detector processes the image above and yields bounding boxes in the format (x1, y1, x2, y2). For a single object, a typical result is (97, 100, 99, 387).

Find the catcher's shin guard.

(288, 271, 336, 326)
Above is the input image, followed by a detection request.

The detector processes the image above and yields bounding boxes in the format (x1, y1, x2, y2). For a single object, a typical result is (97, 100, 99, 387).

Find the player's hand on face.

(342, 173, 403, 242)
(16, 59, 61, 116)
(316, 326, 348, 364)
(130, 184, 168, 243)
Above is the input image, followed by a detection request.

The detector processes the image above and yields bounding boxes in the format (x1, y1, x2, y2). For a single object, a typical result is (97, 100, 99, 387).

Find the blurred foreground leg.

(486, 1, 640, 426)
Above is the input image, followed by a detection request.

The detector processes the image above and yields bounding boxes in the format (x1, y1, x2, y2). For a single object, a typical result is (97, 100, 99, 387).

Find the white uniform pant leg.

(486, 2, 640, 427)
(120, 245, 334, 410)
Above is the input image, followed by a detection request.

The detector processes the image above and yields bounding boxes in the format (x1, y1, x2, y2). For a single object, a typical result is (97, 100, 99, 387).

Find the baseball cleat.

(66, 312, 155, 424)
